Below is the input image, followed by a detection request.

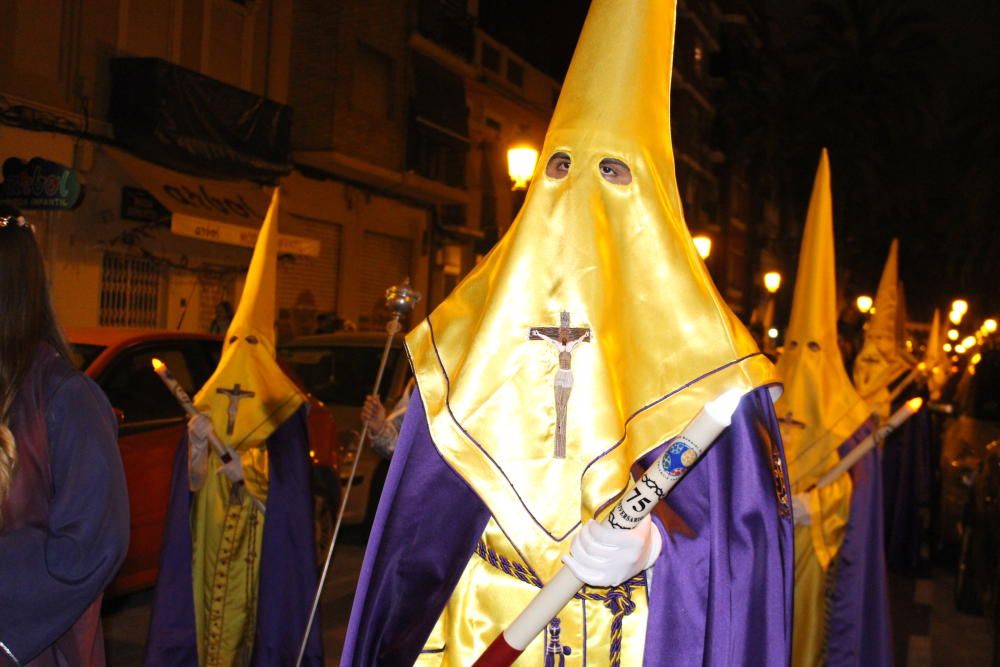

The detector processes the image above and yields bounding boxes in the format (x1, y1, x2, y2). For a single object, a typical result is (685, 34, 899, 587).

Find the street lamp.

(984, 318, 997, 334)
(763, 271, 782, 294)
(949, 310, 963, 326)
(961, 335, 976, 349)
(856, 295, 873, 314)
(943, 343, 952, 352)
(947, 329, 959, 341)
(692, 235, 712, 260)
(507, 146, 539, 191)
(952, 299, 969, 316)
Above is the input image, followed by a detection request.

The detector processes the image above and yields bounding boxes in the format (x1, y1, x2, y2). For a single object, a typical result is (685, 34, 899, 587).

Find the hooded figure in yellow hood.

(145, 190, 325, 667)
(853, 241, 912, 419)
(923, 309, 948, 400)
(343, 2, 794, 665)
(777, 151, 891, 667)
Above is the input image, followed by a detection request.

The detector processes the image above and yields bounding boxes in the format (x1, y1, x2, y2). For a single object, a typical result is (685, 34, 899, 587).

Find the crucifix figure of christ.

(216, 383, 256, 435)
(530, 311, 591, 459)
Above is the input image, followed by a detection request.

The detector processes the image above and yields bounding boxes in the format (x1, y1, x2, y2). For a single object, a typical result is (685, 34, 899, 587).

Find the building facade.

(2, 0, 780, 340)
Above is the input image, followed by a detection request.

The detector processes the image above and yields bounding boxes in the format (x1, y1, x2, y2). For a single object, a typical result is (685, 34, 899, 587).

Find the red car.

(67, 328, 340, 595)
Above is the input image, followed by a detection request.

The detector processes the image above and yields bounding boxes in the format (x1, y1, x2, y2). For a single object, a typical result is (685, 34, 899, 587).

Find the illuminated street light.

(947, 329, 959, 341)
(856, 295, 873, 314)
(692, 235, 712, 260)
(507, 146, 539, 190)
(767, 327, 778, 339)
(961, 335, 976, 349)
(955, 344, 967, 354)
(763, 271, 782, 294)
(984, 318, 997, 333)
(943, 343, 952, 352)
(971, 352, 982, 365)
(952, 299, 969, 316)
(949, 310, 963, 326)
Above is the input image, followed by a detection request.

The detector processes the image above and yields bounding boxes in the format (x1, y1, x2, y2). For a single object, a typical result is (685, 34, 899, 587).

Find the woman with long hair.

(0, 204, 129, 666)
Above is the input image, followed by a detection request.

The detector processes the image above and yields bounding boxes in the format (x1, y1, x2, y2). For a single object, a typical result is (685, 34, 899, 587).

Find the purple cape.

(882, 384, 932, 573)
(342, 387, 793, 666)
(826, 420, 892, 666)
(143, 406, 323, 666)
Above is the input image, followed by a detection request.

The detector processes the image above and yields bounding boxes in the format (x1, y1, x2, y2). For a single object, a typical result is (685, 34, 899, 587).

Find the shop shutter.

(276, 215, 342, 338)
(358, 231, 413, 328)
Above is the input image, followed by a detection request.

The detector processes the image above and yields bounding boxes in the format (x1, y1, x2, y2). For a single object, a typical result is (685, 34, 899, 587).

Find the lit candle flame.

(151, 358, 165, 372)
(906, 397, 923, 412)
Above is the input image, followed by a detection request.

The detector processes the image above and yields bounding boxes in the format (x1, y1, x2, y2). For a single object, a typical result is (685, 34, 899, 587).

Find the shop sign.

(121, 186, 171, 224)
(171, 214, 320, 258)
(0, 157, 83, 209)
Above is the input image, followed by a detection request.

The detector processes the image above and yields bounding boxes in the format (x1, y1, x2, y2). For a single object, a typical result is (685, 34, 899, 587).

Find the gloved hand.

(791, 493, 812, 526)
(217, 446, 245, 484)
(361, 394, 387, 434)
(562, 516, 662, 588)
(187, 413, 212, 491)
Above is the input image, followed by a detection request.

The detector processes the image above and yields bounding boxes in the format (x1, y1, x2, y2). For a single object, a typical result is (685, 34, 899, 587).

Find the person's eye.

(545, 152, 572, 179)
(598, 158, 632, 185)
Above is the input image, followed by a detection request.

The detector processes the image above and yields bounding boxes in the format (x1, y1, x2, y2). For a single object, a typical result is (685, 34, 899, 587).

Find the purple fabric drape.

(343, 386, 794, 666)
(882, 385, 932, 573)
(827, 420, 893, 666)
(0, 345, 129, 667)
(143, 406, 323, 666)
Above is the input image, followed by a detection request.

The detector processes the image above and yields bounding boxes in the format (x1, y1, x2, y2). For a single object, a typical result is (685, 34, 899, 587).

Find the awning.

(106, 147, 320, 257)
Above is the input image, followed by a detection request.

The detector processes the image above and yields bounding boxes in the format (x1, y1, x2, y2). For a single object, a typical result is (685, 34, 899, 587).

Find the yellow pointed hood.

(924, 308, 948, 399)
(405, 0, 777, 574)
(854, 239, 908, 416)
(195, 189, 305, 457)
(776, 150, 871, 491)
(774, 150, 870, 595)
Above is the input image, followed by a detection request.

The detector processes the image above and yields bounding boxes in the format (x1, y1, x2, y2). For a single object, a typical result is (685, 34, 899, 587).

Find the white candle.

(816, 397, 923, 490)
(501, 388, 747, 652)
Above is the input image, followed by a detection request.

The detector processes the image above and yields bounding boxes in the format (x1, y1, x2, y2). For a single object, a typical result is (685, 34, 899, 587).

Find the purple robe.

(342, 386, 793, 666)
(0, 345, 130, 666)
(826, 421, 892, 666)
(882, 384, 932, 573)
(143, 406, 323, 666)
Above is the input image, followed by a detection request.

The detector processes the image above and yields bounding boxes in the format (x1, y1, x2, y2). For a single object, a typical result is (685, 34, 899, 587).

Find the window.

(101, 347, 192, 424)
(281, 346, 405, 406)
(352, 42, 394, 119)
(101, 253, 162, 328)
(481, 42, 501, 73)
(506, 60, 524, 87)
(99, 341, 219, 425)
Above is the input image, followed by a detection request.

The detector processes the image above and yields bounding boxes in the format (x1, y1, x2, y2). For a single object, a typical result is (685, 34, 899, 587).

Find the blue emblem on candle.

(662, 440, 698, 478)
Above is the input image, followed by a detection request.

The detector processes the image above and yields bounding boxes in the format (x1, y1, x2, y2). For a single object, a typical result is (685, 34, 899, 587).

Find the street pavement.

(102, 528, 367, 666)
(104, 534, 994, 665)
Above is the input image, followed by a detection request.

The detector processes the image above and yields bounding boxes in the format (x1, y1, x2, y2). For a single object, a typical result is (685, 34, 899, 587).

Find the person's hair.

(0, 204, 71, 524)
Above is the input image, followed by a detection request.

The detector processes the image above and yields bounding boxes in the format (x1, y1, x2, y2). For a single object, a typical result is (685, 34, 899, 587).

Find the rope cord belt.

(474, 540, 646, 667)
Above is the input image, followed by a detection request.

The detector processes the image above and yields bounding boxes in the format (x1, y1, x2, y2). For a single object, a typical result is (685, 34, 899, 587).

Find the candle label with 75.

(607, 436, 703, 530)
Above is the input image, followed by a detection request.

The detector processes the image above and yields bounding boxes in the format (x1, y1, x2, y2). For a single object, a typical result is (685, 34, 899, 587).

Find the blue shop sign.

(1, 157, 83, 209)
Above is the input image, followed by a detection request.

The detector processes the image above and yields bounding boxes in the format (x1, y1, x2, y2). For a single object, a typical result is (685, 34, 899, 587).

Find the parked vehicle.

(954, 439, 1000, 664)
(67, 328, 340, 595)
(279, 331, 411, 529)
(939, 344, 1000, 548)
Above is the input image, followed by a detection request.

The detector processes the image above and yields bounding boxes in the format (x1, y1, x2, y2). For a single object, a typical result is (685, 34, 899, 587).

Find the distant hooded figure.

(778, 152, 891, 667)
(145, 191, 323, 666)
(0, 205, 130, 666)
(342, 1, 794, 665)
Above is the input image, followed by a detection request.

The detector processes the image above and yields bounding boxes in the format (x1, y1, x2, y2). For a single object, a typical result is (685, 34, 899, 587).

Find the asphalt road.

(102, 528, 367, 666)
(103, 537, 993, 666)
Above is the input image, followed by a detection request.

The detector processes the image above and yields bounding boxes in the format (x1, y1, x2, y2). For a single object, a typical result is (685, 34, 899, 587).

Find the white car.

(280, 332, 411, 528)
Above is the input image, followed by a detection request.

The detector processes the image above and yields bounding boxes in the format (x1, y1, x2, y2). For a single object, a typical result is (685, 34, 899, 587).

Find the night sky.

(479, 0, 1000, 324)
